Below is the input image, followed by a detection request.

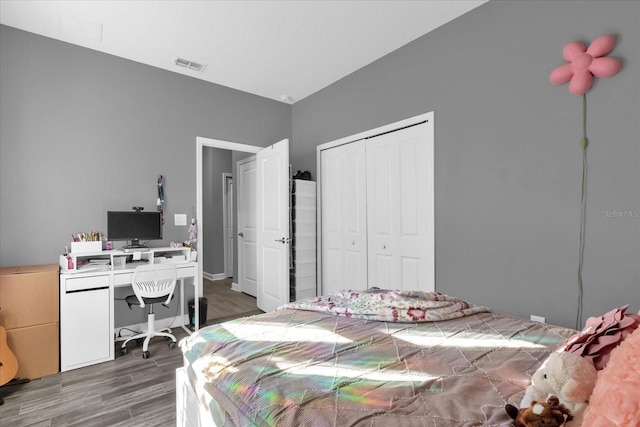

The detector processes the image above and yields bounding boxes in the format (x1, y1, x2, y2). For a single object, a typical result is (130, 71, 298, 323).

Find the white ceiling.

(0, 0, 487, 103)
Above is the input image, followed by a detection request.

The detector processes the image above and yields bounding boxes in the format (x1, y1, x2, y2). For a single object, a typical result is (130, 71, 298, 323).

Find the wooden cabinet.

(0, 264, 59, 379)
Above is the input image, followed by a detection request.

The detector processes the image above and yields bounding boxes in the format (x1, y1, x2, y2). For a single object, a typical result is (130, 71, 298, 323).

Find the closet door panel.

(366, 136, 399, 287)
(373, 253, 393, 288)
(320, 140, 367, 295)
(367, 123, 434, 292)
(400, 141, 419, 235)
(398, 123, 434, 291)
(400, 256, 420, 289)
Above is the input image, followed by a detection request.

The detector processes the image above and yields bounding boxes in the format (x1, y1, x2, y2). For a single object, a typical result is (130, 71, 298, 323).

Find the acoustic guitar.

(0, 325, 18, 386)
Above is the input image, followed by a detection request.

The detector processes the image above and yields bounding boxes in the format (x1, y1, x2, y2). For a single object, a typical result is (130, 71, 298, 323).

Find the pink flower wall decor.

(550, 34, 622, 95)
(548, 34, 624, 329)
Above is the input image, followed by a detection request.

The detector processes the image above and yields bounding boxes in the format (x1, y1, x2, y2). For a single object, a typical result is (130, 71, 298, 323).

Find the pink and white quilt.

(278, 289, 492, 322)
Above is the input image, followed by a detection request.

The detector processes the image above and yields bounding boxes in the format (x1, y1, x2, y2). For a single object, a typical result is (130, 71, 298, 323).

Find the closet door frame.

(316, 111, 434, 294)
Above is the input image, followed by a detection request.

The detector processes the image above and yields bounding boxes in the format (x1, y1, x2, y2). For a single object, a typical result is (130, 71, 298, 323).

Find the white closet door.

(320, 139, 368, 295)
(366, 123, 434, 291)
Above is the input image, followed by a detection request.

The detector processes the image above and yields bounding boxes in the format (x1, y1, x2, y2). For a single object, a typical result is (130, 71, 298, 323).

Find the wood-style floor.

(0, 279, 262, 427)
(202, 277, 261, 323)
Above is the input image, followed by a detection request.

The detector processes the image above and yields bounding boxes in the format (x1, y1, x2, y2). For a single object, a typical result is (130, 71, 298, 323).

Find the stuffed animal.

(521, 351, 597, 426)
(506, 395, 573, 427)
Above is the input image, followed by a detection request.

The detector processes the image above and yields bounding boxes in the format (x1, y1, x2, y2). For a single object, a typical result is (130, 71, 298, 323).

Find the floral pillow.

(561, 305, 639, 370)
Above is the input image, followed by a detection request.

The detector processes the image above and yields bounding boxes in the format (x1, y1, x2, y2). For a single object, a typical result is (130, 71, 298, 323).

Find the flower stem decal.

(549, 35, 622, 329)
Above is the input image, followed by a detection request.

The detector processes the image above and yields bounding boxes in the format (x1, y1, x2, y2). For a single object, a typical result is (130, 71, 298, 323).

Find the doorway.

(196, 137, 291, 317)
(197, 138, 261, 315)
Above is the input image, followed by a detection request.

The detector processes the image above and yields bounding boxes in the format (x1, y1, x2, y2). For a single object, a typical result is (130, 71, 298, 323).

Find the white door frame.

(222, 173, 234, 278)
(315, 112, 434, 294)
(196, 137, 260, 297)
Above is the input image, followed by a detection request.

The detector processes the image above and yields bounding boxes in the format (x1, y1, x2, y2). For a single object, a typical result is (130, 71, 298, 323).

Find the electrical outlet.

(530, 315, 546, 323)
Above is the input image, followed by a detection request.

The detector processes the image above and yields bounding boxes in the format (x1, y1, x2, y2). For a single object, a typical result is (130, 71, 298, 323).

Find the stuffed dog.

(506, 395, 573, 427)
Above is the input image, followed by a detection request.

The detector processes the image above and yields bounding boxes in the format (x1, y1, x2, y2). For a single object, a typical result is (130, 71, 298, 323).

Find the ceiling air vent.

(174, 57, 207, 72)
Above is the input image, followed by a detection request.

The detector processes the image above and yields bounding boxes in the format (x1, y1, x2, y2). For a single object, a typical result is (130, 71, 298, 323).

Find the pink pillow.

(582, 324, 640, 426)
(562, 305, 640, 370)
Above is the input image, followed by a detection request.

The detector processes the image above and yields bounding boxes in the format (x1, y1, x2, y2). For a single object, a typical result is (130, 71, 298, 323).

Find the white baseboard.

(203, 271, 226, 281)
(231, 282, 241, 292)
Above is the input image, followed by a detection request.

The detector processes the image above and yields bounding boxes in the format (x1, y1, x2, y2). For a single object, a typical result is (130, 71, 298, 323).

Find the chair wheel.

(169, 342, 176, 349)
(120, 347, 128, 356)
(142, 351, 151, 359)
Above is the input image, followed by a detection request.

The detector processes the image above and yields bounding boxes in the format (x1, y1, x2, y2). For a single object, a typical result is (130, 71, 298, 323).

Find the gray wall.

(292, 0, 640, 328)
(0, 25, 291, 268)
(0, 25, 291, 326)
(203, 147, 232, 276)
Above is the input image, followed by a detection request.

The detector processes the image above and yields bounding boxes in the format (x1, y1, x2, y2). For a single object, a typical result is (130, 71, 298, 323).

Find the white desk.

(59, 251, 199, 372)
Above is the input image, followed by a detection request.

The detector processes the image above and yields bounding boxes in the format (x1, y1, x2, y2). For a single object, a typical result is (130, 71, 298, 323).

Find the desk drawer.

(65, 274, 109, 292)
(113, 272, 134, 287)
(177, 265, 197, 279)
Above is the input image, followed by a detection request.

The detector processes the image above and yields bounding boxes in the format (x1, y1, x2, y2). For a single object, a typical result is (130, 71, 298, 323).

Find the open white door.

(256, 139, 290, 312)
(237, 156, 257, 296)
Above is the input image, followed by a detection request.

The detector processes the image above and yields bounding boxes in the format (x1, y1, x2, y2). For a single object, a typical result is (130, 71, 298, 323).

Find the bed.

(176, 290, 577, 426)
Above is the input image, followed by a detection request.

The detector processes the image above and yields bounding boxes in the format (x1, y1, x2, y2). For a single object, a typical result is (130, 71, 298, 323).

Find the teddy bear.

(520, 351, 597, 426)
(506, 395, 573, 427)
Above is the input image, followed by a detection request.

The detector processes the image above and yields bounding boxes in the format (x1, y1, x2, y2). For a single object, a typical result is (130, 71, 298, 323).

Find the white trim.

(203, 272, 226, 281)
(197, 137, 262, 154)
(196, 137, 262, 301)
(315, 112, 432, 152)
(231, 281, 241, 292)
(315, 112, 434, 294)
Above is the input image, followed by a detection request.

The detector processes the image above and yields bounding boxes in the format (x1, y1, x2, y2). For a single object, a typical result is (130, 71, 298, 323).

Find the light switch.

(174, 214, 187, 226)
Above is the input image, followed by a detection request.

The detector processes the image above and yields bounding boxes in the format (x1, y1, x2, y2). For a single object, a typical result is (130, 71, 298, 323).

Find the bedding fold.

(277, 289, 492, 322)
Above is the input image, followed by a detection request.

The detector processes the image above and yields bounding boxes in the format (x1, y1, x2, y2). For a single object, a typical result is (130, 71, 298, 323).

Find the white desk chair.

(121, 263, 178, 359)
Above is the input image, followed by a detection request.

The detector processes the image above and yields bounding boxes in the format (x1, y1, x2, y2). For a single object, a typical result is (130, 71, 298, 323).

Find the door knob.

(238, 232, 244, 237)
(274, 237, 291, 243)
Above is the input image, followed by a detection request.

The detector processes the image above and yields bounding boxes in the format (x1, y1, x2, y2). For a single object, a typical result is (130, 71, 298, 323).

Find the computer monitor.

(107, 211, 162, 248)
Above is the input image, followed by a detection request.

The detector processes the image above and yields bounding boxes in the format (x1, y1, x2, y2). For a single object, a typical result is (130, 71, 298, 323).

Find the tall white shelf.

(290, 179, 317, 301)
